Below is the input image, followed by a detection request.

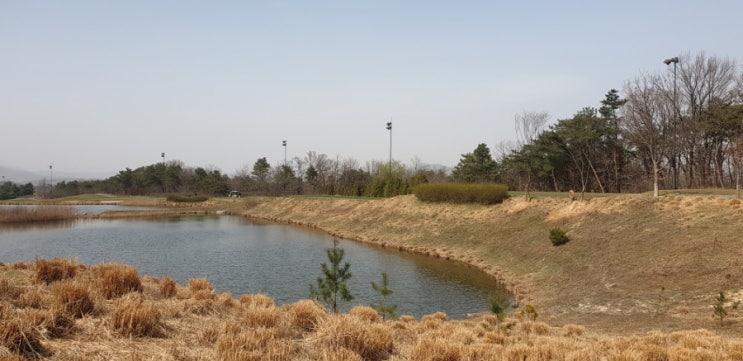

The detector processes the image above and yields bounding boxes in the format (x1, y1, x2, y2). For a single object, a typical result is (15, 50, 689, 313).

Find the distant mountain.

(0, 166, 111, 184)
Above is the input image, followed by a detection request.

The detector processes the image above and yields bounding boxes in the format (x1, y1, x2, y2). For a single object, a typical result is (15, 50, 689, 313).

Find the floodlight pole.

(664, 56, 680, 189)
(386, 121, 392, 178)
(49, 165, 53, 198)
(282, 140, 287, 165)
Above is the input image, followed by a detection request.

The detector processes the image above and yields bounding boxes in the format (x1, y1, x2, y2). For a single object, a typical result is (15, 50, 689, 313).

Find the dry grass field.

(3, 258, 743, 360)
(3, 192, 743, 359)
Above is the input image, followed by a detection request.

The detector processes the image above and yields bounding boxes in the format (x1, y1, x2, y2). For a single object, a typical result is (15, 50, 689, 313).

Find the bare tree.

(623, 74, 672, 198)
(514, 111, 550, 199)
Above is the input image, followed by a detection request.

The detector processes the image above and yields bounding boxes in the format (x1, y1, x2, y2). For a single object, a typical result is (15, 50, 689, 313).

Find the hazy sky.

(2, 1, 742, 177)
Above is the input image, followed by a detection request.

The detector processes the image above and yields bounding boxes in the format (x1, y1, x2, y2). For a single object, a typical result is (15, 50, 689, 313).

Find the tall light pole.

(49, 165, 53, 198)
(161, 152, 165, 165)
(282, 140, 287, 166)
(386, 121, 392, 178)
(664, 56, 680, 189)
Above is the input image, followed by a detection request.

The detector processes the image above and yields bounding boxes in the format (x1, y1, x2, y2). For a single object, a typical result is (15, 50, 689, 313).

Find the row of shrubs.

(412, 182, 509, 205)
(165, 194, 210, 203)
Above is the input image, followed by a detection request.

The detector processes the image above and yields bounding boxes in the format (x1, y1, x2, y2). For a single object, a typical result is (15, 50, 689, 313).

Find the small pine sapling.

(488, 292, 509, 321)
(309, 238, 353, 313)
(713, 290, 740, 326)
(370, 272, 397, 319)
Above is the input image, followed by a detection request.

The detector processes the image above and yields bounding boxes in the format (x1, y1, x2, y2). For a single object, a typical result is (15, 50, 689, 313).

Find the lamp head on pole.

(282, 140, 286, 147)
(663, 57, 679, 65)
(386, 122, 392, 130)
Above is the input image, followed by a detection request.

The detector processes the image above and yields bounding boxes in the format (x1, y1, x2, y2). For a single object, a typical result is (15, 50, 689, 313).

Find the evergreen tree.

(452, 143, 498, 182)
(309, 238, 353, 313)
(370, 272, 397, 319)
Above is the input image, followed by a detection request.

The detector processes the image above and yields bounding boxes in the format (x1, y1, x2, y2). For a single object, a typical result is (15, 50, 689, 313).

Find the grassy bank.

(2, 259, 743, 360)
(243, 194, 743, 334)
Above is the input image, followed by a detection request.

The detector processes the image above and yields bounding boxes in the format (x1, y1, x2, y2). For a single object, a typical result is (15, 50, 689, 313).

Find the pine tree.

(370, 272, 397, 319)
(309, 238, 353, 313)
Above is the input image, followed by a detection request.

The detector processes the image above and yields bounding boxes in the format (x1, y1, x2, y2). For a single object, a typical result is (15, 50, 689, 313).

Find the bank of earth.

(243, 194, 743, 335)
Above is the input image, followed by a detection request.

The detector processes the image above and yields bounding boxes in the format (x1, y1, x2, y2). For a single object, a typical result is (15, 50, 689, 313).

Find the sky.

(2, 1, 742, 179)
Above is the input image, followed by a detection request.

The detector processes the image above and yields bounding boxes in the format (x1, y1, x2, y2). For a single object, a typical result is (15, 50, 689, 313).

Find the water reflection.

(0, 215, 506, 318)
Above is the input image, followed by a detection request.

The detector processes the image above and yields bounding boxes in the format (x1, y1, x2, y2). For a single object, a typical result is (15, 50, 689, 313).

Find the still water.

(0, 214, 505, 318)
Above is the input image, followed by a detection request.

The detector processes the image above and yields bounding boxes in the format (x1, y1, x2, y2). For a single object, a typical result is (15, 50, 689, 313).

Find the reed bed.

(0, 206, 76, 224)
(2, 258, 743, 360)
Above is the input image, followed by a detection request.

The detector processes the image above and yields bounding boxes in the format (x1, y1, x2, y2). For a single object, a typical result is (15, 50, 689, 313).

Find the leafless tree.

(623, 74, 672, 197)
(514, 111, 550, 199)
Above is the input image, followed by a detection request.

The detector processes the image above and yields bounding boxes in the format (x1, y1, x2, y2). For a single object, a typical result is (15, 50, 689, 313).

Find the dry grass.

(158, 276, 177, 298)
(33, 258, 78, 285)
(91, 263, 142, 299)
(49, 280, 94, 318)
(3, 259, 743, 360)
(0, 206, 76, 223)
(109, 294, 164, 337)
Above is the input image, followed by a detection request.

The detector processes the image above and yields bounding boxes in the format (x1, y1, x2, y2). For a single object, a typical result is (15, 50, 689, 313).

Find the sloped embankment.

(244, 194, 743, 334)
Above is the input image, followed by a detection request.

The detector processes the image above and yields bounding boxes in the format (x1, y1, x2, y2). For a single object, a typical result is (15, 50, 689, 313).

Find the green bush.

(549, 228, 570, 246)
(166, 194, 209, 203)
(412, 183, 508, 205)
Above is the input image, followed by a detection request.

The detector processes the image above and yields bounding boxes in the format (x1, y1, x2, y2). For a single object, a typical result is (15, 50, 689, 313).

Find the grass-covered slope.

(244, 194, 743, 334)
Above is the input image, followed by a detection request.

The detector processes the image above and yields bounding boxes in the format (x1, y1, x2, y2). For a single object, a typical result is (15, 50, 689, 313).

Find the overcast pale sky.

(2, 1, 742, 177)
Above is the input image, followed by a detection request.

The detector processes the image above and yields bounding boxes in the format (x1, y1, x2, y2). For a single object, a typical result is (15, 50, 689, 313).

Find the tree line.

(12, 51, 741, 200)
(498, 52, 743, 197)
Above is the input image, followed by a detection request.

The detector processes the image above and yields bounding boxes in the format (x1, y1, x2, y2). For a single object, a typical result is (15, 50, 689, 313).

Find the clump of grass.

(0, 278, 22, 302)
(410, 338, 461, 361)
(109, 294, 163, 337)
(16, 288, 46, 309)
(33, 258, 78, 284)
(413, 182, 509, 204)
(0, 318, 47, 359)
(159, 276, 177, 298)
(0, 206, 76, 223)
(239, 293, 274, 308)
(287, 299, 327, 332)
(166, 195, 209, 203)
(312, 314, 393, 361)
(50, 280, 95, 318)
(241, 304, 282, 328)
(188, 277, 215, 300)
(92, 264, 142, 299)
(349, 305, 379, 322)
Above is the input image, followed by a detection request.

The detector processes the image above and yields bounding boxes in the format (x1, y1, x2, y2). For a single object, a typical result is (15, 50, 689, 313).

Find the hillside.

(243, 194, 743, 334)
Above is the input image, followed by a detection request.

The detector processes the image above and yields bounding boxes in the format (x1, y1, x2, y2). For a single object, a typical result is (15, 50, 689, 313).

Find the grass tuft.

(0, 318, 47, 359)
(50, 280, 95, 318)
(287, 299, 327, 332)
(158, 276, 177, 298)
(110, 294, 163, 337)
(92, 264, 143, 299)
(33, 258, 78, 285)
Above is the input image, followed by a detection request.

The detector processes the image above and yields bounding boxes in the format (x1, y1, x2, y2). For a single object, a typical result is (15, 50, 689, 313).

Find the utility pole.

(282, 140, 287, 165)
(49, 165, 53, 198)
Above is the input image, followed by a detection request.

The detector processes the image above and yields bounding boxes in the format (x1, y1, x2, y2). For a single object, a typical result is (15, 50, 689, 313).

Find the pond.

(0, 213, 507, 318)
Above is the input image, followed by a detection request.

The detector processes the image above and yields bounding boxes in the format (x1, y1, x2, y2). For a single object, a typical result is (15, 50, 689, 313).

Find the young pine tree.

(309, 238, 353, 313)
(371, 272, 397, 319)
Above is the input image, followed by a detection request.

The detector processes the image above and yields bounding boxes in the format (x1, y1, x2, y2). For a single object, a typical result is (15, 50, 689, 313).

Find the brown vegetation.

(0, 207, 76, 224)
(2, 258, 743, 360)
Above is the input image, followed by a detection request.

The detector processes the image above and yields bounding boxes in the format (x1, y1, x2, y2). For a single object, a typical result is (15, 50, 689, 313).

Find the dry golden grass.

(158, 276, 177, 298)
(109, 294, 163, 337)
(33, 258, 78, 285)
(2, 258, 743, 360)
(49, 280, 94, 318)
(0, 206, 76, 223)
(91, 263, 142, 299)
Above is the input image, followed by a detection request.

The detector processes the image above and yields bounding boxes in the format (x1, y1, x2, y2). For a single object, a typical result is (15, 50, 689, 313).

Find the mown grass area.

(2, 258, 742, 360)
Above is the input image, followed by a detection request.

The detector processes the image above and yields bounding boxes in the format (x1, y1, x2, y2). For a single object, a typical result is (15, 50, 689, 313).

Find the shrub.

(50, 280, 95, 318)
(549, 228, 570, 246)
(413, 183, 509, 205)
(34, 258, 78, 284)
(93, 264, 142, 299)
(166, 194, 209, 203)
(159, 276, 177, 298)
(110, 294, 163, 337)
